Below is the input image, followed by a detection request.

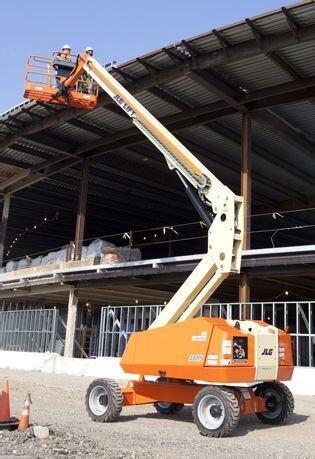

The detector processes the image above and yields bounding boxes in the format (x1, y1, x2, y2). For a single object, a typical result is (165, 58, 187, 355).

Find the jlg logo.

(262, 348, 273, 356)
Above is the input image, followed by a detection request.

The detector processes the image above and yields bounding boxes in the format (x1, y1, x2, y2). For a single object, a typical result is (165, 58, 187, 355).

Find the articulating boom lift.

(24, 51, 294, 437)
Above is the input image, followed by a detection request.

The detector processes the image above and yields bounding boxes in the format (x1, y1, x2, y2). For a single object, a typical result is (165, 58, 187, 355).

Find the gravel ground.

(0, 369, 314, 458)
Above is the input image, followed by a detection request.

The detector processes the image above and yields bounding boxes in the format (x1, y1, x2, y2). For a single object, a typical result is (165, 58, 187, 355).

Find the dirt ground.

(0, 369, 314, 458)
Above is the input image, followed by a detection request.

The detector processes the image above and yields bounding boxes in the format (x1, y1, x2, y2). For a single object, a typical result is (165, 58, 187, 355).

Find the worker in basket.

(78, 47, 95, 94)
(58, 44, 72, 60)
(54, 44, 76, 89)
(85, 46, 94, 57)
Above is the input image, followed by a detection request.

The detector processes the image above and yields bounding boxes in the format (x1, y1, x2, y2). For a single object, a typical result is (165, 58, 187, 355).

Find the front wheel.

(255, 381, 294, 425)
(192, 386, 240, 437)
(85, 378, 123, 422)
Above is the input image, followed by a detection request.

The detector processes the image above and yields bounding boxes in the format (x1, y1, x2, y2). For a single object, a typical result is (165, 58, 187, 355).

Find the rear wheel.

(192, 386, 240, 437)
(85, 378, 123, 422)
(255, 381, 294, 425)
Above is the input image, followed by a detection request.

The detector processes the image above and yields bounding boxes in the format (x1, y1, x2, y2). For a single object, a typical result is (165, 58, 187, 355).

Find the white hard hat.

(62, 44, 71, 50)
(85, 46, 93, 52)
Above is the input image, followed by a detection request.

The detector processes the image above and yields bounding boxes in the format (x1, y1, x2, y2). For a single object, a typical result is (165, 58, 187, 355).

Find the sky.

(0, 0, 299, 113)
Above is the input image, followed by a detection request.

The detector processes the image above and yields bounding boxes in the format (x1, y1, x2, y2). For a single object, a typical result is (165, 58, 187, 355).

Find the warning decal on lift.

(192, 331, 207, 342)
(222, 339, 232, 355)
(207, 354, 218, 365)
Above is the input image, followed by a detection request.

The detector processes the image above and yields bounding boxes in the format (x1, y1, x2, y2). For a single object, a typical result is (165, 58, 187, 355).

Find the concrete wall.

(0, 351, 314, 396)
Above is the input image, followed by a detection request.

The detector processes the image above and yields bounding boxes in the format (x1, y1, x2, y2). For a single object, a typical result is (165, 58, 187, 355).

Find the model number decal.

(188, 353, 204, 362)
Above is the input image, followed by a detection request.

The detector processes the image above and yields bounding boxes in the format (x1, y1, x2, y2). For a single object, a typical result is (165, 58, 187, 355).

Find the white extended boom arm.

(82, 55, 244, 328)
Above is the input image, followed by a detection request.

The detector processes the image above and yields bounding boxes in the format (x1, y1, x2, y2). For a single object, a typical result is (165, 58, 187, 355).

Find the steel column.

(239, 113, 251, 311)
(74, 159, 89, 260)
(64, 287, 79, 358)
(0, 194, 11, 266)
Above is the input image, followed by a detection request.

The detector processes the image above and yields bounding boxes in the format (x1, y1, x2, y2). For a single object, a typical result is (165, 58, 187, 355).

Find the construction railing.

(98, 303, 230, 358)
(0, 308, 58, 353)
(98, 302, 314, 366)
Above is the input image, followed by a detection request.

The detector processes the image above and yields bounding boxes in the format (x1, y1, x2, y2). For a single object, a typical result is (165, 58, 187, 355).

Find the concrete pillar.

(0, 194, 11, 266)
(239, 113, 251, 315)
(64, 287, 79, 357)
(74, 159, 89, 260)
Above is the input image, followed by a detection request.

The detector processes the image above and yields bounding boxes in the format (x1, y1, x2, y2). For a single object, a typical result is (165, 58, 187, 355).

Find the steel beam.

(187, 69, 314, 169)
(207, 122, 313, 186)
(253, 110, 315, 160)
(74, 159, 89, 260)
(188, 69, 247, 113)
(245, 17, 302, 80)
(239, 114, 251, 308)
(241, 114, 252, 251)
(64, 287, 79, 358)
(0, 284, 70, 300)
(0, 195, 11, 266)
(281, 7, 300, 38)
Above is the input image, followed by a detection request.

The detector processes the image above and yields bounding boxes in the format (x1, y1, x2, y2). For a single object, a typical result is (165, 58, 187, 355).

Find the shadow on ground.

(118, 407, 309, 437)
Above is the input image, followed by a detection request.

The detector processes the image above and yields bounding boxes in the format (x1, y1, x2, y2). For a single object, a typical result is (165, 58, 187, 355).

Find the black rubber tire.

(154, 401, 184, 415)
(153, 377, 184, 415)
(255, 381, 294, 425)
(85, 378, 123, 422)
(192, 386, 240, 438)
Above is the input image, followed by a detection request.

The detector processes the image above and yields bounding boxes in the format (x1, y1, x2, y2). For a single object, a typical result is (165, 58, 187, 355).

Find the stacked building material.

(4, 239, 142, 272)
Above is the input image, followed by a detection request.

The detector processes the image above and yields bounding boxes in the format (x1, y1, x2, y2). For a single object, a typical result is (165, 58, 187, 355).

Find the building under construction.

(0, 1, 314, 365)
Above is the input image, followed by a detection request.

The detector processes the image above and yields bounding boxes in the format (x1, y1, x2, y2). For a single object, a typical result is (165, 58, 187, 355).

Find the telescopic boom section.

(79, 53, 244, 328)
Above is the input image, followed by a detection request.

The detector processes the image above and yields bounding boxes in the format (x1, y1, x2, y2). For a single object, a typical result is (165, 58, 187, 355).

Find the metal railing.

(98, 302, 314, 366)
(0, 308, 58, 353)
(98, 305, 164, 358)
(98, 303, 228, 358)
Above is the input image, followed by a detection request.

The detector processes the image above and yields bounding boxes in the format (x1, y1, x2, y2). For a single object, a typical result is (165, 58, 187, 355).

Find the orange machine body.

(120, 317, 294, 384)
(24, 54, 98, 109)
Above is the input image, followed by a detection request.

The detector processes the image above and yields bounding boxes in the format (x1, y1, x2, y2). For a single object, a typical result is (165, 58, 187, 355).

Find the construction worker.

(79, 47, 95, 94)
(54, 45, 74, 88)
(85, 46, 94, 57)
(58, 44, 71, 60)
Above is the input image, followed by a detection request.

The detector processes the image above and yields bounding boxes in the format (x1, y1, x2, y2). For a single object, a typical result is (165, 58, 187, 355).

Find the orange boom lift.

(24, 50, 295, 437)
